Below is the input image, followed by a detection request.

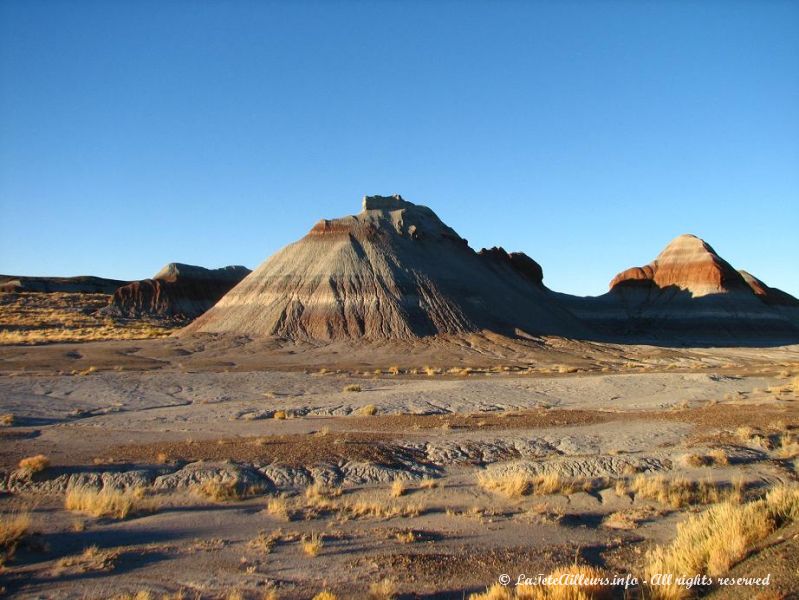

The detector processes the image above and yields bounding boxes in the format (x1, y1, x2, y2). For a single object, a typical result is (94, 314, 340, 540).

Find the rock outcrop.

(105, 263, 250, 321)
(183, 195, 587, 340)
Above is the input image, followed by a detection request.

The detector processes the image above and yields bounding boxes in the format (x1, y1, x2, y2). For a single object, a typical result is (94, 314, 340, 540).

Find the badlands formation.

(188, 195, 799, 345)
(1, 195, 798, 600)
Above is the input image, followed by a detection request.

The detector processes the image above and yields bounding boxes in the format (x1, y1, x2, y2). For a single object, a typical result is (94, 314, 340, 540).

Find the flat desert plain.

(1, 336, 798, 599)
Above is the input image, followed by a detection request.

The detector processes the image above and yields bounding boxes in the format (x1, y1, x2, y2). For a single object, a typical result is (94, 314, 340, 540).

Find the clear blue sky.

(1, 0, 797, 297)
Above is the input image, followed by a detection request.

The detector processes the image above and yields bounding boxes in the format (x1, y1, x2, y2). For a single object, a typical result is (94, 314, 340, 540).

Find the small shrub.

(301, 532, 323, 556)
(0, 414, 14, 426)
(312, 593, 338, 600)
(18, 454, 50, 474)
(343, 384, 362, 393)
(273, 410, 288, 420)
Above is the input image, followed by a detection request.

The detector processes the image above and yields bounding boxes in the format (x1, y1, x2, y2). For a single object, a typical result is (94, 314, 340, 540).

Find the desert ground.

(1, 335, 798, 599)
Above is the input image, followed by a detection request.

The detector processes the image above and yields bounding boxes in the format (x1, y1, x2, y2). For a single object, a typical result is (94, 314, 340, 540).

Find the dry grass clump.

(273, 410, 288, 420)
(0, 511, 30, 557)
(56, 544, 118, 573)
(645, 485, 799, 599)
(0, 413, 14, 426)
(394, 529, 419, 543)
(357, 404, 378, 416)
(388, 366, 400, 375)
(305, 482, 342, 504)
(477, 470, 599, 498)
(681, 449, 729, 468)
(301, 532, 324, 556)
(419, 477, 439, 489)
(248, 529, 282, 553)
(191, 478, 260, 502)
(469, 564, 613, 599)
(775, 433, 799, 459)
(312, 592, 338, 600)
(626, 474, 737, 509)
(65, 485, 152, 519)
(367, 578, 398, 600)
(343, 384, 362, 393)
(390, 480, 406, 498)
(265, 496, 294, 521)
(18, 454, 50, 474)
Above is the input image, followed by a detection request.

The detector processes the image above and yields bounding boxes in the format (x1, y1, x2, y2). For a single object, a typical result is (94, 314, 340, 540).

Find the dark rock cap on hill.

(104, 263, 250, 321)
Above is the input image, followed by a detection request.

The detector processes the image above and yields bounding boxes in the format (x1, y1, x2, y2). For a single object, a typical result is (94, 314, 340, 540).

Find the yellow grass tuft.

(775, 434, 799, 459)
(65, 485, 151, 519)
(419, 477, 439, 489)
(645, 485, 799, 599)
(301, 532, 323, 556)
(18, 454, 50, 473)
(191, 479, 253, 502)
(343, 384, 362, 393)
(367, 578, 398, 600)
(628, 474, 732, 509)
(390, 480, 406, 498)
(273, 410, 288, 420)
(0, 413, 14, 426)
(0, 511, 30, 551)
(358, 404, 377, 416)
(477, 470, 595, 498)
(265, 496, 293, 521)
(312, 592, 338, 600)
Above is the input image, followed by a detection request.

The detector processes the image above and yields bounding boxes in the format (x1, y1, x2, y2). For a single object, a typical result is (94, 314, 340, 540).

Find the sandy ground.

(1, 336, 798, 599)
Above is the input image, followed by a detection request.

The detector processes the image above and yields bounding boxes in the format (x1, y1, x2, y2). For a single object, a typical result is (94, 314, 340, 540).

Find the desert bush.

(0, 414, 14, 426)
(343, 384, 362, 392)
(18, 454, 50, 474)
(273, 410, 288, 420)
(65, 485, 151, 519)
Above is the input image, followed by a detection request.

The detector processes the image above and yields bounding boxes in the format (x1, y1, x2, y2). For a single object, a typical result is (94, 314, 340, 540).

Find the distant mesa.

(104, 263, 251, 321)
(183, 195, 586, 340)
(0, 274, 127, 294)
